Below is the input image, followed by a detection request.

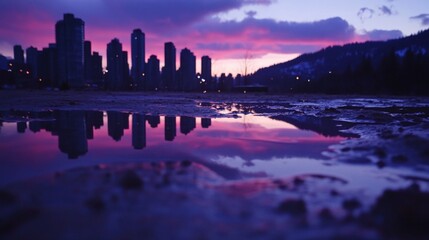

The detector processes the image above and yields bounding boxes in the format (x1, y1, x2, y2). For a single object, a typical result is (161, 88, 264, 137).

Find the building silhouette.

(84, 40, 92, 85)
(164, 42, 176, 91)
(107, 111, 129, 141)
(132, 114, 146, 149)
(180, 116, 196, 135)
(179, 48, 197, 91)
(13, 45, 24, 65)
(56, 111, 88, 159)
(39, 44, 58, 87)
(146, 55, 160, 91)
(85, 111, 104, 140)
(91, 52, 103, 88)
(131, 29, 145, 90)
(147, 115, 160, 128)
(201, 118, 212, 128)
(165, 116, 176, 141)
(107, 38, 129, 90)
(17, 122, 27, 133)
(26, 46, 39, 79)
(55, 13, 85, 89)
(201, 56, 212, 91)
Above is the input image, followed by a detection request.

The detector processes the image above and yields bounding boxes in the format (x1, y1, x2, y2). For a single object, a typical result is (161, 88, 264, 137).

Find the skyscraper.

(84, 40, 92, 85)
(26, 46, 39, 79)
(131, 29, 145, 90)
(91, 52, 103, 87)
(13, 45, 24, 64)
(39, 44, 58, 87)
(55, 13, 85, 89)
(179, 48, 196, 91)
(201, 55, 212, 91)
(164, 42, 176, 91)
(146, 55, 160, 91)
(106, 38, 129, 90)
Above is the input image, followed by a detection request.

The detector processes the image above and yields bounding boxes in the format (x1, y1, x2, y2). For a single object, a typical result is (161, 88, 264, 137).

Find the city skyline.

(0, 0, 428, 75)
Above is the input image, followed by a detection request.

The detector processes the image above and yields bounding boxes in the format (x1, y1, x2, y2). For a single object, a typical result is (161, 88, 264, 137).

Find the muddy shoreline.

(1, 90, 429, 239)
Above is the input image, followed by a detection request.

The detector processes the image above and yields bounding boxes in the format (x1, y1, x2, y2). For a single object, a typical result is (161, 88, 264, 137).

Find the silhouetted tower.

(201, 55, 212, 91)
(13, 45, 24, 65)
(91, 52, 103, 87)
(132, 114, 146, 149)
(164, 42, 176, 91)
(107, 111, 129, 141)
(179, 48, 196, 91)
(147, 115, 160, 128)
(131, 29, 145, 90)
(55, 13, 85, 89)
(201, 118, 212, 128)
(84, 40, 92, 85)
(107, 38, 128, 90)
(146, 55, 160, 91)
(26, 46, 39, 79)
(180, 116, 196, 135)
(57, 111, 88, 159)
(39, 44, 58, 87)
(165, 116, 176, 141)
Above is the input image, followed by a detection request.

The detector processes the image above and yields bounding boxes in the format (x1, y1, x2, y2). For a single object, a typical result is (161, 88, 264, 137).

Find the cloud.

(379, 5, 394, 16)
(358, 7, 375, 22)
(410, 14, 429, 26)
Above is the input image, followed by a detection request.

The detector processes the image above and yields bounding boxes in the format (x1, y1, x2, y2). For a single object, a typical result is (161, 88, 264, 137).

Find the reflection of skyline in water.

(0, 110, 347, 185)
(0, 111, 208, 159)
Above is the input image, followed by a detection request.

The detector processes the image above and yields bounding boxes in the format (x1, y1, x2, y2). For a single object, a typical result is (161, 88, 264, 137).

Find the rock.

(367, 184, 429, 237)
(342, 198, 361, 212)
(277, 198, 307, 216)
(119, 170, 143, 190)
(0, 190, 17, 205)
(85, 196, 105, 213)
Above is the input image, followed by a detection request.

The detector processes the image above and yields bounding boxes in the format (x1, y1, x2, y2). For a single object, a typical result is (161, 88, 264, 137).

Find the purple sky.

(0, 0, 428, 74)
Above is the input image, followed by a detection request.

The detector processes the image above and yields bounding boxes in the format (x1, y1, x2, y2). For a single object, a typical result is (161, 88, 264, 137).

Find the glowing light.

(203, 90, 207, 93)
(26, 71, 30, 75)
(243, 90, 247, 94)
(201, 79, 206, 83)
(307, 79, 311, 82)
(296, 76, 300, 80)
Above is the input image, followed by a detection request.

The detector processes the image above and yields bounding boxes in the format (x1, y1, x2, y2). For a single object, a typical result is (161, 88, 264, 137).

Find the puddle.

(0, 110, 344, 185)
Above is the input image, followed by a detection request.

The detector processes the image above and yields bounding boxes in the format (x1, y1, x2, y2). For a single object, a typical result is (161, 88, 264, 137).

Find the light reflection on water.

(0, 110, 344, 185)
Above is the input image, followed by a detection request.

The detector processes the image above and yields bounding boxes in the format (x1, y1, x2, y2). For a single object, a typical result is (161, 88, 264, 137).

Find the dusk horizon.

(1, 0, 428, 75)
(1, 1, 429, 239)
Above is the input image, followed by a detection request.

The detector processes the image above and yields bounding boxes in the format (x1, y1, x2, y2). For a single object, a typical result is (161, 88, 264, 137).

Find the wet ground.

(0, 90, 429, 239)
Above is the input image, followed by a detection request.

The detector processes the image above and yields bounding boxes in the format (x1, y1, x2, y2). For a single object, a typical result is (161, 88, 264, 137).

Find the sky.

(0, 0, 428, 75)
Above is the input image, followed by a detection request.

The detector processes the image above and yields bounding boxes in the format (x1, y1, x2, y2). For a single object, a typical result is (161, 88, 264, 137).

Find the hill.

(251, 29, 429, 95)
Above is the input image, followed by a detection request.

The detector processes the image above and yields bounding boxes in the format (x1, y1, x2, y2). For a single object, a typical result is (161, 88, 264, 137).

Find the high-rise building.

(132, 114, 146, 150)
(165, 116, 176, 141)
(91, 52, 103, 88)
(179, 48, 196, 91)
(55, 13, 85, 89)
(131, 29, 145, 90)
(201, 55, 212, 91)
(164, 42, 176, 91)
(106, 38, 129, 90)
(146, 55, 160, 91)
(26, 46, 39, 79)
(84, 40, 92, 85)
(39, 44, 58, 87)
(13, 45, 24, 65)
(180, 116, 196, 135)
